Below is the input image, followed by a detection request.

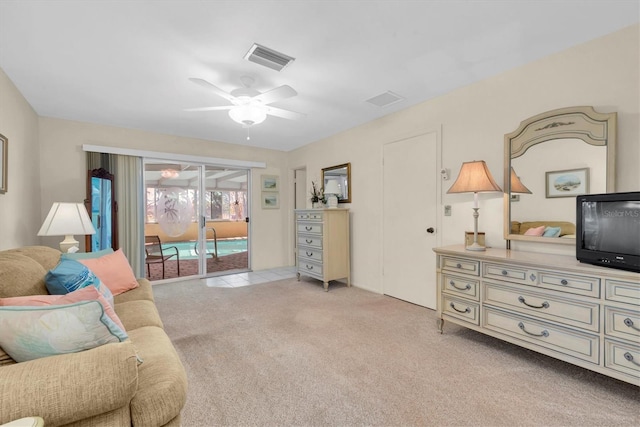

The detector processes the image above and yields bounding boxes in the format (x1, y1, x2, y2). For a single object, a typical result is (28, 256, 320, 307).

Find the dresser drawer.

(537, 270, 600, 298)
(298, 235, 323, 249)
(605, 306, 640, 342)
(483, 307, 599, 364)
(442, 274, 480, 301)
(442, 295, 479, 325)
(299, 248, 323, 263)
(296, 211, 323, 221)
(441, 257, 480, 276)
(484, 263, 532, 285)
(483, 282, 599, 332)
(604, 339, 640, 379)
(297, 223, 323, 235)
(606, 279, 640, 306)
(297, 259, 324, 280)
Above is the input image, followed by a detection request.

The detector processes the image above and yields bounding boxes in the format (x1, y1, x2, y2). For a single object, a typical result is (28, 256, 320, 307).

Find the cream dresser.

(295, 208, 350, 291)
(434, 245, 640, 385)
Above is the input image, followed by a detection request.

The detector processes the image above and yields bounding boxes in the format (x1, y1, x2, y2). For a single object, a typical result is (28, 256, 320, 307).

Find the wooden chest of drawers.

(295, 209, 350, 291)
(435, 245, 640, 385)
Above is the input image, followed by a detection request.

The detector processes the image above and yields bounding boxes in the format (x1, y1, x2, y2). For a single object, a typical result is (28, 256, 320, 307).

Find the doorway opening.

(144, 161, 250, 281)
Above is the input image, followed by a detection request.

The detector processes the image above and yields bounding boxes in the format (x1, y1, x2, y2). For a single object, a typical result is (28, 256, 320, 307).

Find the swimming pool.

(166, 238, 247, 260)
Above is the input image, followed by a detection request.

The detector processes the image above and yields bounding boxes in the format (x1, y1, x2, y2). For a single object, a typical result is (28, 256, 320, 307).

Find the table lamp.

(324, 179, 341, 209)
(37, 202, 96, 253)
(447, 160, 503, 251)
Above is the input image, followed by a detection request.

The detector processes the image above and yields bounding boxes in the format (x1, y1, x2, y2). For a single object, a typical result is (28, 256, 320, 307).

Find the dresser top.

(434, 245, 640, 282)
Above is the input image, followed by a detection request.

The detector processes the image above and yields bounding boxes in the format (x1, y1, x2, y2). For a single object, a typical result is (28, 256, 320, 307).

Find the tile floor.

(202, 266, 297, 288)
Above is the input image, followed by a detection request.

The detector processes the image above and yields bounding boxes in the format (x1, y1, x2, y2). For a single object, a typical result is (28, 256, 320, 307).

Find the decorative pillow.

(44, 259, 115, 307)
(78, 249, 138, 296)
(0, 300, 128, 362)
(543, 226, 562, 238)
(0, 286, 125, 331)
(61, 247, 114, 260)
(524, 225, 546, 236)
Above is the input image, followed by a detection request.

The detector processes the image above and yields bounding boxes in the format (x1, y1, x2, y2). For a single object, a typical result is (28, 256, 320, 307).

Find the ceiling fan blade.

(184, 106, 233, 112)
(265, 106, 306, 120)
(188, 78, 236, 102)
(254, 85, 297, 105)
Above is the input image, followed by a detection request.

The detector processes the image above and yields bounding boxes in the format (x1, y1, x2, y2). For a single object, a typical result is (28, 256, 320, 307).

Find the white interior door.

(382, 132, 438, 308)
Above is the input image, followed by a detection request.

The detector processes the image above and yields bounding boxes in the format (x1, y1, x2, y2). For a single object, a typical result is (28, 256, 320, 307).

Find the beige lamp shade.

(37, 202, 96, 252)
(447, 160, 503, 194)
(510, 166, 532, 194)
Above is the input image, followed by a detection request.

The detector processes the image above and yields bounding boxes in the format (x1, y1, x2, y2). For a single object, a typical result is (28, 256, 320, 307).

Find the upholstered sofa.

(0, 246, 187, 427)
(510, 220, 576, 238)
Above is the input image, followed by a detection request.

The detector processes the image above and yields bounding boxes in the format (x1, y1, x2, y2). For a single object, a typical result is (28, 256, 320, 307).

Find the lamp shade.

(324, 179, 341, 196)
(447, 160, 503, 194)
(228, 105, 267, 127)
(510, 166, 532, 194)
(38, 203, 96, 237)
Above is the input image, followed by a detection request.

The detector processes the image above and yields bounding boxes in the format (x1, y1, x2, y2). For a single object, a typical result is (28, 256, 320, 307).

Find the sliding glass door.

(143, 161, 249, 282)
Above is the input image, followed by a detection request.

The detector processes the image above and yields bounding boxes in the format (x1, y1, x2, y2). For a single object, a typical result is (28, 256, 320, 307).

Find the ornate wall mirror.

(322, 162, 351, 203)
(504, 106, 616, 246)
(85, 168, 118, 251)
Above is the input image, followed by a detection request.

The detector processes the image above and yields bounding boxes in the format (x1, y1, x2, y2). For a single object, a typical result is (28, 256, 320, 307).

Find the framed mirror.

(85, 168, 118, 251)
(322, 162, 351, 203)
(504, 106, 616, 246)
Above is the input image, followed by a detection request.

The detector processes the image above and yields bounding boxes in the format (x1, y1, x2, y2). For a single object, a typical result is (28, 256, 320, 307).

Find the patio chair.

(145, 235, 180, 279)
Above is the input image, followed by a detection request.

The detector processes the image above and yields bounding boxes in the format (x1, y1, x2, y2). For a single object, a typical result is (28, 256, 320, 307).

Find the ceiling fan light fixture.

(229, 105, 267, 127)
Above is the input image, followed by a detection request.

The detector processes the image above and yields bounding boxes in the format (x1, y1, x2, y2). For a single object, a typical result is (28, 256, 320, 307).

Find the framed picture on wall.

(545, 168, 589, 198)
(261, 192, 280, 209)
(0, 133, 7, 193)
(261, 175, 279, 191)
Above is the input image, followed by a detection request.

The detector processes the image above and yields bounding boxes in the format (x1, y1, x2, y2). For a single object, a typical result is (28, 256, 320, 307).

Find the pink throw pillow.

(0, 286, 125, 331)
(524, 225, 546, 236)
(78, 249, 139, 296)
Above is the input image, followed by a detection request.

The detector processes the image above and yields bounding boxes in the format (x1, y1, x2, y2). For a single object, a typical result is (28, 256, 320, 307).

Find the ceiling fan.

(186, 76, 305, 128)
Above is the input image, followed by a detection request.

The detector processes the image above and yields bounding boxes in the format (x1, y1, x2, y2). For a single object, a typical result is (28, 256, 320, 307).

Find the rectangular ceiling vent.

(244, 43, 295, 72)
(366, 91, 405, 107)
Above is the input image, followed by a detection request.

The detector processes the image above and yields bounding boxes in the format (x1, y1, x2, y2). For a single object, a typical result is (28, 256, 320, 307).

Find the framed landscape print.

(261, 192, 280, 209)
(545, 168, 589, 198)
(0, 134, 7, 193)
(261, 175, 279, 191)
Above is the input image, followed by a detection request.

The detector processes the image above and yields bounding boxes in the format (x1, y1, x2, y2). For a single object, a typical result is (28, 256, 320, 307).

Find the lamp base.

(59, 235, 79, 253)
(327, 194, 338, 208)
(465, 242, 486, 251)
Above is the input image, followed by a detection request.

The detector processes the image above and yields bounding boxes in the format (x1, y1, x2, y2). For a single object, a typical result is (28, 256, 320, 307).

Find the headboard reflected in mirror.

(322, 163, 351, 203)
(504, 106, 616, 247)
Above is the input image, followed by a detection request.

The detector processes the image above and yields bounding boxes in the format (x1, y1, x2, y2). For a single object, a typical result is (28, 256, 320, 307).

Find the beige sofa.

(510, 220, 576, 238)
(0, 246, 187, 427)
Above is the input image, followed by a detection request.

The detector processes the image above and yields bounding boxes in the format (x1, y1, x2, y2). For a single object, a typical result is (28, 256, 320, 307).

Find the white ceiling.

(0, 1, 637, 152)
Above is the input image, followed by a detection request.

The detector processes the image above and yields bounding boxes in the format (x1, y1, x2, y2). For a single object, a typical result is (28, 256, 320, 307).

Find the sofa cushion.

(78, 249, 139, 296)
(44, 258, 115, 305)
(115, 300, 164, 331)
(127, 326, 188, 427)
(0, 253, 48, 297)
(0, 301, 128, 362)
(2, 246, 62, 271)
(114, 278, 155, 304)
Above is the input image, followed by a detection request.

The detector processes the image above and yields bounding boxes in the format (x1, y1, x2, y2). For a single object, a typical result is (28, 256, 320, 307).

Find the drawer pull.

(560, 279, 568, 285)
(624, 352, 640, 367)
(518, 296, 549, 309)
(518, 322, 549, 338)
(529, 274, 536, 282)
(501, 270, 508, 276)
(449, 280, 471, 291)
(305, 226, 313, 231)
(305, 239, 313, 244)
(623, 318, 640, 331)
(305, 251, 314, 257)
(449, 302, 470, 314)
(305, 265, 314, 270)
(456, 263, 462, 269)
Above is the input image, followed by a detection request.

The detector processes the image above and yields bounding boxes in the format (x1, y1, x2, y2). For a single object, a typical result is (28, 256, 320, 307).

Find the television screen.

(581, 200, 640, 256)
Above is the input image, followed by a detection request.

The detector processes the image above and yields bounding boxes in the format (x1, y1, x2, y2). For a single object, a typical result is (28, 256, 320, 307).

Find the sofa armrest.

(0, 341, 139, 426)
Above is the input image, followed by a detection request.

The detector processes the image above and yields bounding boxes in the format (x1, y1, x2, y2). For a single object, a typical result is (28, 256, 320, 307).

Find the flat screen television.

(576, 191, 640, 273)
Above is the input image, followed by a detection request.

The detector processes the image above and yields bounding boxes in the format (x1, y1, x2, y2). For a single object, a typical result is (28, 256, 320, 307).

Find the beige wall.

(0, 68, 41, 250)
(0, 24, 637, 288)
(288, 24, 639, 294)
(37, 118, 289, 270)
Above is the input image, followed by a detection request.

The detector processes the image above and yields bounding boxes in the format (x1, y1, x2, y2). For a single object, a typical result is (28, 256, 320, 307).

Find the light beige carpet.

(153, 278, 640, 426)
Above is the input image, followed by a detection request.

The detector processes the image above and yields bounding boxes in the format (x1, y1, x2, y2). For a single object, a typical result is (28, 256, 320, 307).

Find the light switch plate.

(444, 205, 452, 216)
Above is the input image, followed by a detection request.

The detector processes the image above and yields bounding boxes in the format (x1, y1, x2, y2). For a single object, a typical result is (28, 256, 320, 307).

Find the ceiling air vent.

(244, 43, 295, 72)
(366, 91, 405, 107)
